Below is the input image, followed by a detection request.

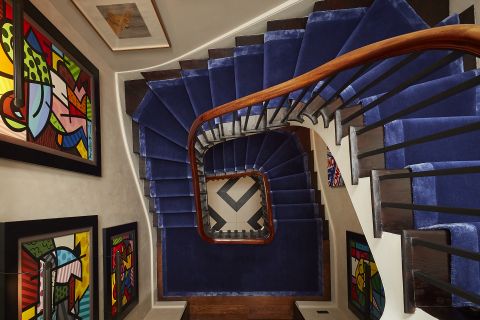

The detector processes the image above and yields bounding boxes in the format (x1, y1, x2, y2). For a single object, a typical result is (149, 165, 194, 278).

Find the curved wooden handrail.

(188, 24, 480, 243)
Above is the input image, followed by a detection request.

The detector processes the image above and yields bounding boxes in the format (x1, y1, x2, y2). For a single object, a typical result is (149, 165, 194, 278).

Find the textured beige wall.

(450, 0, 479, 21)
(46, 0, 317, 73)
(0, 1, 153, 319)
(311, 132, 363, 318)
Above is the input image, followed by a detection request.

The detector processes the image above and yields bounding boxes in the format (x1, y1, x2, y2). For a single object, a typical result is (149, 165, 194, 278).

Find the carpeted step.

(204, 148, 215, 174)
(273, 203, 319, 220)
(149, 79, 197, 131)
(234, 44, 264, 117)
(138, 125, 188, 162)
(245, 134, 266, 170)
(271, 189, 316, 204)
(340, 14, 464, 104)
(360, 69, 480, 126)
(132, 90, 188, 147)
(408, 161, 480, 228)
(264, 29, 304, 107)
(222, 139, 236, 173)
(143, 158, 192, 180)
(234, 137, 248, 171)
(254, 131, 291, 170)
(384, 116, 480, 169)
(157, 212, 197, 228)
(152, 196, 196, 213)
(269, 172, 313, 190)
(260, 135, 304, 171)
(290, 8, 366, 102)
(318, 0, 429, 101)
(182, 68, 214, 117)
(209, 56, 236, 127)
(146, 179, 193, 197)
(265, 153, 309, 179)
(161, 218, 323, 296)
(213, 143, 225, 174)
(420, 222, 480, 308)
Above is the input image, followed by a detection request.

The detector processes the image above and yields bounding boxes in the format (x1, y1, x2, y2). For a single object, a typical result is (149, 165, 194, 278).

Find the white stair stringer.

(301, 120, 437, 320)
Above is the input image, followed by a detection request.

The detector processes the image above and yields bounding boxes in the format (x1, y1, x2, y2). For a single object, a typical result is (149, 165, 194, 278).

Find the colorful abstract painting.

(103, 222, 138, 320)
(19, 230, 93, 319)
(347, 231, 385, 320)
(327, 149, 344, 187)
(0, 1, 100, 175)
(0, 216, 98, 320)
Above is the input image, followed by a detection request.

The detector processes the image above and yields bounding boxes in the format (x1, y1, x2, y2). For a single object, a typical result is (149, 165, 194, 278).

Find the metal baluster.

(43, 261, 52, 320)
(208, 120, 217, 140)
(341, 51, 463, 126)
(243, 106, 252, 131)
(268, 95, 289, 124)
(13, 0, 24, 108)
(295, 76, 336, 119)
(281, 87, 310, 122)
(311, 62, 373, 119)
(254, 100, 270, 130)
(115, 251, 122, 316)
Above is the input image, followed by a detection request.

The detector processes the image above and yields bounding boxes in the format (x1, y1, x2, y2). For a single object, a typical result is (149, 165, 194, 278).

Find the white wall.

(310, 132, 363, 319)
(48, 0, 318, 74)
(450, 0, 479, 21)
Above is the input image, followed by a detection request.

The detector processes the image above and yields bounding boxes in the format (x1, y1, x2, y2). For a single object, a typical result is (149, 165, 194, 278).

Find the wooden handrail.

(188, 24, 480, 242)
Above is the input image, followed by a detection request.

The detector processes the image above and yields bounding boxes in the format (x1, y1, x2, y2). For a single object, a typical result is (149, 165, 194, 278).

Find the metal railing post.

(115, 251, 122, 316)
(43, 261, 52, 320)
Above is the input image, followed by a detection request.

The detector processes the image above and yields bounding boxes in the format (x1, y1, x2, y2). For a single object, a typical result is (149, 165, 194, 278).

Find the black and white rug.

(207, 176, 265, 232)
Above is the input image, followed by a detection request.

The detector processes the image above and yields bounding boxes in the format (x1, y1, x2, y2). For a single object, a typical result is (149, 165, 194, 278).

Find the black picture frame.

(346, 231, 385, 320)
(0, 215, 99, 320)
(0, 0, 101, 176)
(103, 222, 139, 320)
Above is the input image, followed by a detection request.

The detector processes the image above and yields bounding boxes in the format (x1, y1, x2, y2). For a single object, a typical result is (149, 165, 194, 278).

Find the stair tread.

(142, 69, 182, 81)
(267, 17, 308, 31)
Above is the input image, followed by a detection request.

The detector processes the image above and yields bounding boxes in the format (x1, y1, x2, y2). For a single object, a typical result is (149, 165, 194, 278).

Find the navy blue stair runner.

(130, 0, 480, 303)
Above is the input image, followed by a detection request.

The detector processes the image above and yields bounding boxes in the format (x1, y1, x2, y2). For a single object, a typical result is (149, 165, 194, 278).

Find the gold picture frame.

(72, 0, 170, 51)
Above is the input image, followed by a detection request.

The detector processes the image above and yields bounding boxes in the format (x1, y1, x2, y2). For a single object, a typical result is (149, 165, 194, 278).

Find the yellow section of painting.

(52, 51, 63, 71)
(76, 139, 88, 159)
(74, 231, 90, 301)
(0, 40, 13, 77)
(22, 306, 35, 320)
(111, 273, 117, 307)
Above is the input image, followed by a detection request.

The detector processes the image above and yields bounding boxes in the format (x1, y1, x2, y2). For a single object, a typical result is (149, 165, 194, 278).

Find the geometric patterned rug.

(206, 176, 265, 232)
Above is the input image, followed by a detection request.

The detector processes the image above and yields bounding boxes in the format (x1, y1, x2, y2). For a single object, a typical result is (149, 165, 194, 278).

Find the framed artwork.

(327, 149, 344, 188)
(72, 0, 170, 51)
(347, 231, 385, 320)
(103, 222, 138, 320)
(0, 215, 99, 320)
(0, 0, 101, 176)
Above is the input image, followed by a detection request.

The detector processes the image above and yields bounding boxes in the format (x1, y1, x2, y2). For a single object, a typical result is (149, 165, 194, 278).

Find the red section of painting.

(112, 242, 126, 269)
(0, 1, 4, 20)
(5, 1, 12, 19)
(351, 247, 369, 260)
(25, 22, 53, 66)
(21, 249, 39, 309)
(69, 276, 75, 311)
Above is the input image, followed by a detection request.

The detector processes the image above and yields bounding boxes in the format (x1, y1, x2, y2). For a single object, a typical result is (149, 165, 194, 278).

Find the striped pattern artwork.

(19, 229, 92, 319)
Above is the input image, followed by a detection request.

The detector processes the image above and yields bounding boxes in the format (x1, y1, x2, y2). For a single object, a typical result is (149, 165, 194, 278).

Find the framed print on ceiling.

(72, 0, 170, 51)
(0, 0, 101, 176)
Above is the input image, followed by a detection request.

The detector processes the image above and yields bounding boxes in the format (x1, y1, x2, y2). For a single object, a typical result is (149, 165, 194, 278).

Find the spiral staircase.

(124, 0, 480, 319)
